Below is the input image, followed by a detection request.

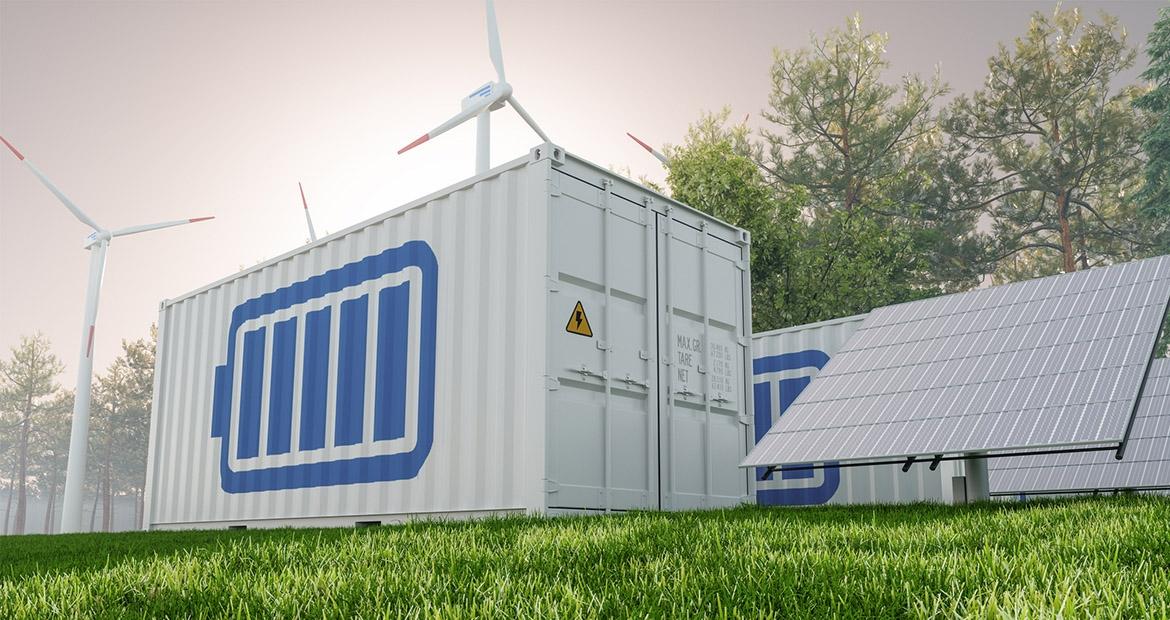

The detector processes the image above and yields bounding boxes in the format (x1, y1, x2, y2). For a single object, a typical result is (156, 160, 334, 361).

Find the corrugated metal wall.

(147, 160, 549, 528)
(751, 314, 959, 505)
(542, 167, 753, 512)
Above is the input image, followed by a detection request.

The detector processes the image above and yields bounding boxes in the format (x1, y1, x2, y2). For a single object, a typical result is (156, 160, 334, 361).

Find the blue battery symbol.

(210, 241, 438, 493)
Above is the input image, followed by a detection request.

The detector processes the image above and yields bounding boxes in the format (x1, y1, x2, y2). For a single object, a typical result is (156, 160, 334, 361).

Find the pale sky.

(0, 0, 1162, 389)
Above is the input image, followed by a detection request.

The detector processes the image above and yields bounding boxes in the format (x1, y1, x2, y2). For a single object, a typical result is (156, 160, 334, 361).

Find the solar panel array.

(742, 255, 1170, 468)
(990, 358, 1170, 494)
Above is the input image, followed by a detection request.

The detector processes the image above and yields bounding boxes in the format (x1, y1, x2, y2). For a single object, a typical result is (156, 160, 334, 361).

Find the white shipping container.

(144, 145, 754, 529)
(751, 315, 963, 505)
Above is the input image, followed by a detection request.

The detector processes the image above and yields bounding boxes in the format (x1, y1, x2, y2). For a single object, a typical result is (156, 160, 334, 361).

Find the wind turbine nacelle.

(461, 82, 509, 111)
(83, 230, 112, 249)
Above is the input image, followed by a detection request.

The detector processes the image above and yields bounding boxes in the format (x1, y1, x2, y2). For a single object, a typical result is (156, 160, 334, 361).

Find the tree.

(0, 334, 64, 535)
(1136, 6, 1170, 224)
(665, 110, 802, 331)
(90, 330, 155, 531)
(29, 392, 72, 534)
(761, 14, 984, 293)
(946, 6, 1154, 277)
(664, 110, 936, 331)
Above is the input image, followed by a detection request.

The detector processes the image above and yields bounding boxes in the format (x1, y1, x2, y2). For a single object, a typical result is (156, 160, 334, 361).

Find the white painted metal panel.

(147, 156, 550, 528)
(991, 358, 1170, 495)
(751, 315, 959, 505)
(744, 256, 1170, 468)
(545, 173, 659, 511)
(543, 163, 753, 512)
(658, 211, 751, 510)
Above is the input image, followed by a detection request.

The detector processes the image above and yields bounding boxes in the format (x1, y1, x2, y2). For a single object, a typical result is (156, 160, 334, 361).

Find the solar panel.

(990, 358, 1170, 494)
(742, 255, 1170, 468)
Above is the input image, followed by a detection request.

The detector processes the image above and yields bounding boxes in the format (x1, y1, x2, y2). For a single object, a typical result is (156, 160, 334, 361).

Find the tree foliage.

(664, 110, 935, 331)
(1136, 6, 1170, 226)
(946, 6, 1156, 276)
(665, 110, 801, 332)
(0, 334, 63, 535)
(762, 14, 985, 294)
(90, 330, 155, 531)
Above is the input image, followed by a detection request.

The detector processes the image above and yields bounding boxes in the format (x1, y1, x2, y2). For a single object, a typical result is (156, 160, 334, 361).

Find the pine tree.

(1136, 6, 1170, 223)
(0, 334, 64, 534)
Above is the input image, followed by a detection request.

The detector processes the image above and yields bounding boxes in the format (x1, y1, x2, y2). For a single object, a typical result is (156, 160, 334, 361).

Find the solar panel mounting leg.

(963, 453, 990, 502)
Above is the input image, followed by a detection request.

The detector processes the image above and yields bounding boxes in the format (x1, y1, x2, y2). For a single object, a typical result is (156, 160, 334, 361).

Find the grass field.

(1, 497, 1169, 619)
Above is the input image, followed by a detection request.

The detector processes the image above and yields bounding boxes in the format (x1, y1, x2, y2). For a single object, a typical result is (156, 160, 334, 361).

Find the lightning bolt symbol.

(575, 311, 583, 329)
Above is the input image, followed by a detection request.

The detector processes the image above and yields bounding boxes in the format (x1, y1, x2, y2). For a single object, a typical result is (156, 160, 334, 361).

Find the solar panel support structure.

(963, 453, 990, 502)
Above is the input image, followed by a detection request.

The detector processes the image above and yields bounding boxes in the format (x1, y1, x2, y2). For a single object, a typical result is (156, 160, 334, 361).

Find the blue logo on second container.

(210, 241, 438, 493)
(752, 350, 841, 505)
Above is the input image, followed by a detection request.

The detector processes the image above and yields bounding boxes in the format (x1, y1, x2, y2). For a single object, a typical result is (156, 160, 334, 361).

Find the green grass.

(1, 497, 1169, 619)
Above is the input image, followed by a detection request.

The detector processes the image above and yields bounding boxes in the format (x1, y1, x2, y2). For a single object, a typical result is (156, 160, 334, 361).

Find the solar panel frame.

(742, 255, 1170, 469)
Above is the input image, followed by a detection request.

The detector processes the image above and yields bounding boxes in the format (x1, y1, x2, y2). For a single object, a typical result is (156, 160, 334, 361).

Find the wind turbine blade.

(1, 135, 103, 232)
(506, 96, 549, 142)
(111, 216, 214, 238)
(299, 182, 318, 242)
(626, 132, 670, 165)
(486, 0, 505, 82)
(398, 99, 492, 155)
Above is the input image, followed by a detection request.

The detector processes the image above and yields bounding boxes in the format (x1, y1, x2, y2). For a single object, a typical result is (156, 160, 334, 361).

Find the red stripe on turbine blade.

(397, 134, 429, 155)
(0, 135, 25, 161)
(626, 133, 654, 153)
(299, 182, 309, 210)
(189, 216, 214, 223)
(86, 326, 95, 358)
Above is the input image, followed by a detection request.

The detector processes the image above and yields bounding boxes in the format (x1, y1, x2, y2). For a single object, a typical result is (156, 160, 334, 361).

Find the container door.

(545, 174, 659, 511)
(656, 210, 750, 510)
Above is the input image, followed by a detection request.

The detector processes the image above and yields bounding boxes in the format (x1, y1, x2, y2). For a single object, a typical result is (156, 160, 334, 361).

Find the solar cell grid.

(990, 359, 1170, 494)
(742, 256, 1170, 468)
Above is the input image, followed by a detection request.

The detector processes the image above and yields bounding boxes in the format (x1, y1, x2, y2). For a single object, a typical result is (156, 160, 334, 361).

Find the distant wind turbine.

(299, 182, 317, 243)
(397, 0, 549, 175)
(628, 114, 751, 167)
(0, 135, 213, 534)
(626, 132, 670, 166)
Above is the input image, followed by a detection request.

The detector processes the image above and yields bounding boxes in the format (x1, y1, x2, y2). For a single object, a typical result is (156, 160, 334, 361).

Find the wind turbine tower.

(1, 135, 214, 533)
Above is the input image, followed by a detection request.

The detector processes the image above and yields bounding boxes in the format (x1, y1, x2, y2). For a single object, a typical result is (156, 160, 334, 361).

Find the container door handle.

(620, 374, 650, 389)
(571, 365, 602, 380)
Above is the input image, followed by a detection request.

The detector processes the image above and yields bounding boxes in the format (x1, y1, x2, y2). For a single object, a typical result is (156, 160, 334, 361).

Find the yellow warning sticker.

(565, 301, 594, 337)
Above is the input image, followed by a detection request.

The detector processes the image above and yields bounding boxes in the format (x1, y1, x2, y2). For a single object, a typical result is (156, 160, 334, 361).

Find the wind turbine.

(0, 135, 213, 534)
(397, 0, 549, 175)
(626, 132, 670, 166)
(627, 114, 752, 167)
(299, 182, 318, 243)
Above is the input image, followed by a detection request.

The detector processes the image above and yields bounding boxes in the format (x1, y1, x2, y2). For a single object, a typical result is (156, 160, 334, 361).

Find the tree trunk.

(136, 488, 144, 530)
(1056, 190, 1076, 273)
(89, 490, 99, 532)
(102, 426, 113, 532)
(3, 478, 12, 535)
(14, 409, 31, 535)
(42, 468, 58, 534)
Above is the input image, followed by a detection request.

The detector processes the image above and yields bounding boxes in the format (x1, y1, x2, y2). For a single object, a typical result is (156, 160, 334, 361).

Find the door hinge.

(544, 479, 561, 493)
(545, 376, 560, 391)
(545, 276, 560, 292)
